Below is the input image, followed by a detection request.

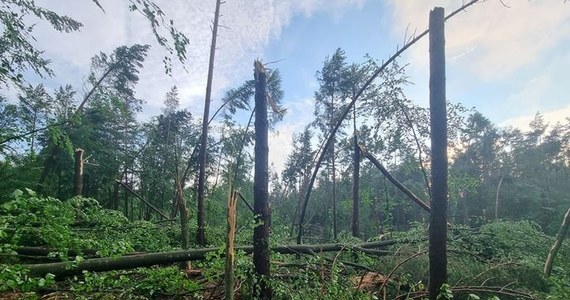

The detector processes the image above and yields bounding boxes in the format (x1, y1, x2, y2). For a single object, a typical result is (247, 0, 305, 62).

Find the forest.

(1, 0, 570, 299)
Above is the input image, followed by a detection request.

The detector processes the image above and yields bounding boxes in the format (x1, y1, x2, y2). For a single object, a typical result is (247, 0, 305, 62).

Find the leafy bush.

(0, 264, 55, 292)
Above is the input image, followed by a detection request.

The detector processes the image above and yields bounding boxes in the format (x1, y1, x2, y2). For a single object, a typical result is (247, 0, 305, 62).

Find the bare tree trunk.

(351, 107, 360, 237)
(73, 148, 84, 196)
(428, 7, 448, 300)
(544, 207, 570, 277)
(331, 139, 337, 240)
(494, 176, 504, 220)
(196, 0, 222, 246)
(225, 189, 238, 300)
(253, 60, 272, 299)
(330, 95, 338, 241)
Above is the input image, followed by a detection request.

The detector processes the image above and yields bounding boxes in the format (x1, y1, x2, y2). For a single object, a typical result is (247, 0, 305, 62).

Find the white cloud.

(501, 105, 570, 132)
(389, 1, 570, 80)
(269, 97, 314, 173)
(29, 0, 364, 117)
(20, 0, 365, 172)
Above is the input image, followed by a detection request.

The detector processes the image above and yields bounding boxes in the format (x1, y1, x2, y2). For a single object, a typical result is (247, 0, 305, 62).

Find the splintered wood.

(351, 272, 390, 291)
(225, 188, 238, 300)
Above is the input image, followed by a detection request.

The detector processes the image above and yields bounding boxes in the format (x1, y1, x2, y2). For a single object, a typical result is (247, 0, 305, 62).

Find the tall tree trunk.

(544, 206, 570, 277)
(352, 107, 360, 237)
(331, 140, 337, 240)
(253, 60, 272, 299)
(428, 7, 448, 300)
(73, 148, 84, 196)
(494, 176, 504, 220)
(294, 1, 479, 245)
(330, 96, 338, 240)
(196, 0, 222, 246)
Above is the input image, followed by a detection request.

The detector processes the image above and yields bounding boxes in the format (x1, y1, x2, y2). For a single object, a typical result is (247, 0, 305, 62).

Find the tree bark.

(253, 60, 272, 299)
(428, 7, 448, 300)
(544, 206, 570, 277)
(73, 148, 84, 196)
(225, 189, 238, 300)
(352, 107, 360, 237)
(23, 239, 406, 277)
(330, 96, 338, 241)
(196, 0, 222, 246)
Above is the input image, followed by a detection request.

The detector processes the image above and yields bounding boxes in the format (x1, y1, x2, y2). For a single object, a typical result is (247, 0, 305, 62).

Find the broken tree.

(428, 7, 448, 300)
(253, 60, 272, 299)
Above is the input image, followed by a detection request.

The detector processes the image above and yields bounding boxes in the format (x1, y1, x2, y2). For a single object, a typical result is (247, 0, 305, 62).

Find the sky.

(5, 0, 570, 172)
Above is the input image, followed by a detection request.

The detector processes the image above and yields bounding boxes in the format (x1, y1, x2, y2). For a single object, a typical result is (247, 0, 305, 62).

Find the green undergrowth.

(1, 190, 570, 299)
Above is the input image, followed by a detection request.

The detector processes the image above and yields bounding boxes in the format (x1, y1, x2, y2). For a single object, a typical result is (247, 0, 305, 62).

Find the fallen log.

(23, 239, 418, 277)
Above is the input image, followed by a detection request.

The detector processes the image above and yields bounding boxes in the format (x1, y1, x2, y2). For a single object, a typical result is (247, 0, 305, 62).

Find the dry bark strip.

(22, 239, 413, 277)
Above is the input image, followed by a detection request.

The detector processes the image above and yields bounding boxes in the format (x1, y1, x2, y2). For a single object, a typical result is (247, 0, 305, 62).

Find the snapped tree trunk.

(73, 148, 84, 196)
(253, 60, 272, 299)
(428, 7, 448, 300)
(225, 189, 238, 300)
(544, 206, 570, 277)
(196, 0, 222, 246)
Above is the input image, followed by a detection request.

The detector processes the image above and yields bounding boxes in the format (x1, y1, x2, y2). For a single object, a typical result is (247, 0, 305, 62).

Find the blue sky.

(5, 0, 570, 171)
